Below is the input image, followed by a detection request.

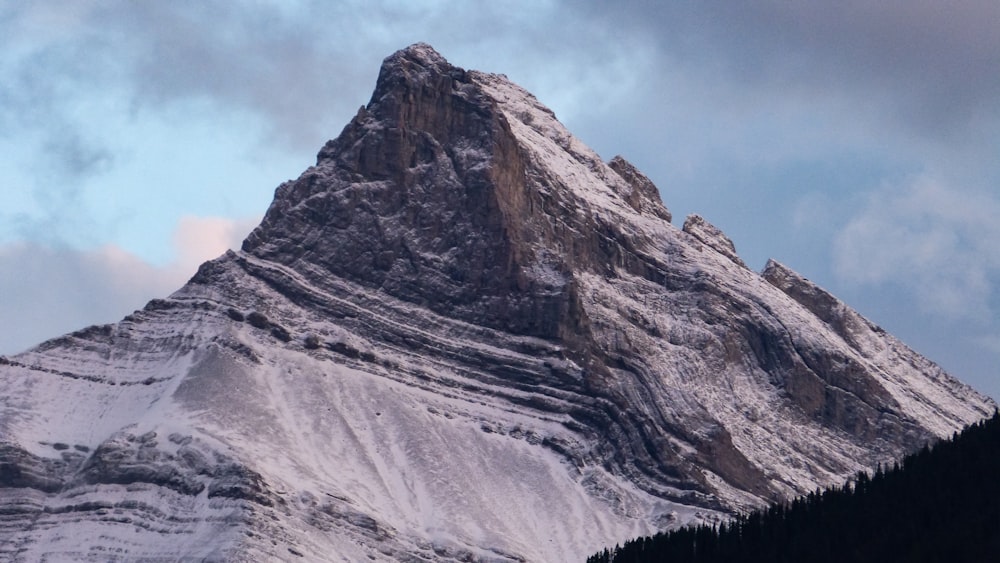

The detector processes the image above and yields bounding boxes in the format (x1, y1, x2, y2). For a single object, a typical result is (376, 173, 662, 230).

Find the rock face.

(682, 214, 747, 268)
(0, 44, 994, 562)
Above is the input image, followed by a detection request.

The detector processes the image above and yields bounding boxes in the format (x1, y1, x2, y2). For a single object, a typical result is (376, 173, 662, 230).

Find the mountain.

(588, 411, 1000, 563)
(0, 43, 993, 562)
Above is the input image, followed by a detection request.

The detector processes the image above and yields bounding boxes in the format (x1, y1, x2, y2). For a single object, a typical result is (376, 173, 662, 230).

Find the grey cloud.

(109, 1, 626, 148)
(1, 0, 642, 187)
(7, 1, 997, 168)
(114, 3, 375, 150)
(0, 0, 649, 262)
(0, 242, 172, 355)
(5, 131, 113, 246)
(574, 1, 1000, 142)
(3, 0, 998, 399)
(0, 214, 256, 355)
(41, 132, 114, 180)
(833, 176, 1000, 320)
(2, 2, 368, 161)
(1, 3, 119, 241)
(2, 2, 607, 154)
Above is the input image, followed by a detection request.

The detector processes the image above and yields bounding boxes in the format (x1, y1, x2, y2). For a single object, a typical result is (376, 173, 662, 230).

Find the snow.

(0, 258, 720, 561)
(0, 45, 994, 562)
(472, 71, 647, 221)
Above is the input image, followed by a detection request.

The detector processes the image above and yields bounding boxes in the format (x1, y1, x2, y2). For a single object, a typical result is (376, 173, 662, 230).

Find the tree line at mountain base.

(589, 411, 1000, 563)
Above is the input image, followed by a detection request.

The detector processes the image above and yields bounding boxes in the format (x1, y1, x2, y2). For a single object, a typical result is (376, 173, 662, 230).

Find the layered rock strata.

(0, 44, 992, 562)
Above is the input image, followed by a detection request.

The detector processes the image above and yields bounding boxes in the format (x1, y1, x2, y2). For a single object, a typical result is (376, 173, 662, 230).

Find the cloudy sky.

(2, 1, 999, 399)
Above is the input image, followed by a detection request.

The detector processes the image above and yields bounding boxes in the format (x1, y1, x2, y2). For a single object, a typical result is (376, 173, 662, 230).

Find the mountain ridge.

(0, 43, 993, 562)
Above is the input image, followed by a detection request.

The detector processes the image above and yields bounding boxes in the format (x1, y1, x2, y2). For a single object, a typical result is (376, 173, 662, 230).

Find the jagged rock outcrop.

(608, 156, 673, 222)
(0, 44, 993, 562)
(682, 214, 747, 268)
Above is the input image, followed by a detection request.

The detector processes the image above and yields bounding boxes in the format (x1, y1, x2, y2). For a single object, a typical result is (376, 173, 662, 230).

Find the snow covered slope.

(0, 44, 994, 562)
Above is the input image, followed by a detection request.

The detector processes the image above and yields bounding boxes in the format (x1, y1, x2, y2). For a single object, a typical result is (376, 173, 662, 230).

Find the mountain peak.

(390, 42, 448, 66)
(368, 42, 468, 109)
(244, 44, 672, 339)
(235, 43, 991, 512)
(1, 44, 993, 562)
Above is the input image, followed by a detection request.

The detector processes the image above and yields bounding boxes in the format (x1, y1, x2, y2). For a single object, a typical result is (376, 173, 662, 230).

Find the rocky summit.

(0, 44, 993, 562)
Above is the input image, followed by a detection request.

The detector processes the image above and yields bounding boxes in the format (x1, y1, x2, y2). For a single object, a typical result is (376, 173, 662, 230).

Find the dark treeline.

(589, 411, 1000, 563)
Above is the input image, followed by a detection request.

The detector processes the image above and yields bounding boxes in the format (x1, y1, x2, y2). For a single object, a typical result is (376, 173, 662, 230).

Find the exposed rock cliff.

(682, 214, 747, 268)
(0, 44, 993, 562)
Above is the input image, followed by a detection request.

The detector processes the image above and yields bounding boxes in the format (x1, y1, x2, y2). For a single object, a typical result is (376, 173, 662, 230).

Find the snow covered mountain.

(0, 44, 993, 562)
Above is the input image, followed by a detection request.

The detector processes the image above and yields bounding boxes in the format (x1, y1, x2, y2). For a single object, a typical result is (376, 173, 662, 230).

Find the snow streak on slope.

(0, 43, 994, 562)
(1, 253, 713, 561)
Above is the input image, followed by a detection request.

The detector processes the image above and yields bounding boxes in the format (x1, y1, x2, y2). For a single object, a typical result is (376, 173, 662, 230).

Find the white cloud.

(0, 215, 257, 355)
(833, 175, 1000, 319)
(173, 215, 259, 274)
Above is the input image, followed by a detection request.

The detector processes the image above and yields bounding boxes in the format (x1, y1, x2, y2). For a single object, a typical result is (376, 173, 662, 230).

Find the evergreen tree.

(588, 411, 1000, 563)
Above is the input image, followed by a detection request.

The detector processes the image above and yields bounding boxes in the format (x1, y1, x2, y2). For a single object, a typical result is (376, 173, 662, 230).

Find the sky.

(2, 1, 999, 399)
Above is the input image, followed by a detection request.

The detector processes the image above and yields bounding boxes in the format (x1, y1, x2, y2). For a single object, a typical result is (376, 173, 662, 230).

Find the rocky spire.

(242, 43, 672, 340)
(608, 155, 672, 222)
(682, 214, 747, 267)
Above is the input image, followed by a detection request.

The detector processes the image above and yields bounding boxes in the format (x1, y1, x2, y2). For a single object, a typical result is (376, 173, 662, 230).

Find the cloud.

(0, 0, 650, 254)
(1, 2, 648, 155)
(1, 0, 997, 400)
(833, 175, 1000, 320)
(41, 132, 114, 180)
(0, 215, 257, 355)
(173, 215, 260, 274)
(575, 1, 1000, 143)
